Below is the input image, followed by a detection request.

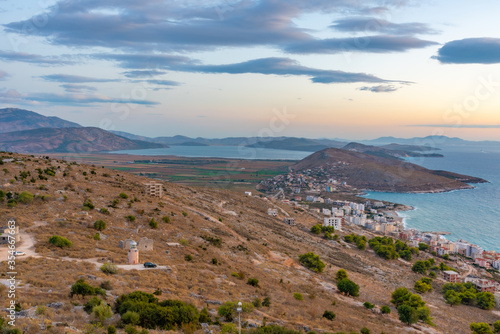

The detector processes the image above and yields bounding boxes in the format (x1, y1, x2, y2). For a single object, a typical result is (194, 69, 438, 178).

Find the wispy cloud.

(0, 50, 74, 66)
(330, 17, 438, 35)
(0, 88, 158, 105)
(40, 74, 119, 83)
(60, 84, 97, 93)
(122, 70, 167, 78)
(359, 84, 399, 93)
(284, 35, 438, 54)
(434, 38, 500, 64)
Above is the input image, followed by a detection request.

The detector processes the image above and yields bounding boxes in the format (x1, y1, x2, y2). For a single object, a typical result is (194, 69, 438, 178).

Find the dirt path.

(0, 230, 169, 272)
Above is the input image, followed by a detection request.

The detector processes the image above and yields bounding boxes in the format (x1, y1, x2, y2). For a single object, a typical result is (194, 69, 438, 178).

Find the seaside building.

(324, 217, 342, 231)
(284, 217, 296, 226)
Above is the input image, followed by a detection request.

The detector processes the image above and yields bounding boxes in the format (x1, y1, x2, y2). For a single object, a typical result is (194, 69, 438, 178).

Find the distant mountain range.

(293, 148, 486, 193)
(1, 108, 498, 154)
(0, 108, 164, 153)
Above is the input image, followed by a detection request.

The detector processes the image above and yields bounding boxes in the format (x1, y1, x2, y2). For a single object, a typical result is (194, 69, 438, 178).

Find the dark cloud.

(330, 17, 437, 35)
(0, 50, 74, 66)
(4, 0, 422, 53)
(358, 84, 398, 92)
(60, 84, 97, 92)
(183, 57, 397, 84)
(123, 70, 167, 78)
(0, 88, 158, 105)
(0, 70, 8, 80)
(40, 74, 119, 83)
(285, 35, 438, 54)
(94, 54, 406, 84)
(434, 38, 500, 64)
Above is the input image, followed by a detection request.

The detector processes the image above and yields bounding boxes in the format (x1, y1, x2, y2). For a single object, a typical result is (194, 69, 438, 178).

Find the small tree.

(397, 304, 418, 326)
(122, 311, 140, 325)
(262, 297, 271, 307)
(411, 261, 427, 275)
(337, 278, 359, 297)
(444, 290, 462, 307)
(380, 305, 391, 314)
(470, 322, 494, 334)
(493, 320, 500, 333)
(476, 292, 495, 310)
(310, 224, 322, 235)
(335, 269, 348, 281)
(363, 302, 375, 309)
(322, 310, 335, 321)
(247, 278, 260, 287)
(298, 252, 325, 273)
(94, 220, 107, 231)
(360, 328, 370, 334)
(93, 303, 113, 322)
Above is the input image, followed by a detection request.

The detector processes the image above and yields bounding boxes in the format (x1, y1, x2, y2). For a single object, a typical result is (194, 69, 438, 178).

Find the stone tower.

(128, 240, 139, 264)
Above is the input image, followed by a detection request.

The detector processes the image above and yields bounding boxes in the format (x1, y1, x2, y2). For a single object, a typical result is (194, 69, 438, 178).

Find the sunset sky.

(1, 0, 500, 140)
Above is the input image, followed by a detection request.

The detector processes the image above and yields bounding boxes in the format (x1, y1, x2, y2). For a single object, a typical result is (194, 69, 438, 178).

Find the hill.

(293, 148, 485, 193)
(0, 107, 81, 133)
(342, 142, 443, 159)
(0, 127, 166, 153)
(0, 153, 497, 334)
(247, 138, 333, 152)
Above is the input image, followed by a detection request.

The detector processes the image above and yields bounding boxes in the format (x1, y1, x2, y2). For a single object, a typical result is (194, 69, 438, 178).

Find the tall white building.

(324, 217, 342, 231)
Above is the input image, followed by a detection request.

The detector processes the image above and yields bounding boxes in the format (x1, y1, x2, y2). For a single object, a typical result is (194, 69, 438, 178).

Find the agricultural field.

(47, 153, 293, 192)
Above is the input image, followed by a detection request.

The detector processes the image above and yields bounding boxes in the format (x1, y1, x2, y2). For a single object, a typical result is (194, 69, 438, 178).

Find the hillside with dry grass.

(0, 153, 498, 334)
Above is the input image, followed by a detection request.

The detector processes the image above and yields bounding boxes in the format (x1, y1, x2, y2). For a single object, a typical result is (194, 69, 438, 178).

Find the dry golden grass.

(0, 153, 497, 334)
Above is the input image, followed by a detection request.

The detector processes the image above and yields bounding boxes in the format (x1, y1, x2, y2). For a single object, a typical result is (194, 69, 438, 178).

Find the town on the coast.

(258, 170, 500, 293)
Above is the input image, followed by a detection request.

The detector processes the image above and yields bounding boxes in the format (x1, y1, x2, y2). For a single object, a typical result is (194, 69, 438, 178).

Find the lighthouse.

(128, 240, 139, 264)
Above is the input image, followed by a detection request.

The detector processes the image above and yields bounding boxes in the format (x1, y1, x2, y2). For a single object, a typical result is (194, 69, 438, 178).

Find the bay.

(364, 146, 500, 252)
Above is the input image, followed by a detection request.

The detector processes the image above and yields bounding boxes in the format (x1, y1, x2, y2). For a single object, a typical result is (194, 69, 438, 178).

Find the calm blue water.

(364, 146, 500, 252)
(110, 145, 312, 160)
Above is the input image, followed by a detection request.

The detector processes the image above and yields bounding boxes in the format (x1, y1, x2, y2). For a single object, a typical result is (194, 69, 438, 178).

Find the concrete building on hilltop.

(145, 181, 163, 197)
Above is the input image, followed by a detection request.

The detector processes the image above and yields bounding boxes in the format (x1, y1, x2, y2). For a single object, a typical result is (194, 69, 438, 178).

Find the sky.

(1, 0, 500, 140)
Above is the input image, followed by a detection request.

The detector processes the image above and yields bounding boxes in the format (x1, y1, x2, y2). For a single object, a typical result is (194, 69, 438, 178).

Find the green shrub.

(262, 297, 271, 307)
(380, 305, 391, 314)
(298, 252, 325, 273)
(360, 327, 370, 334)
(93, 233, 101, 240)
(119, 193, 129, 199)
(322, 310, 335, 321)
(337, 279, 359, 297)
(83, 199, 95, 210)
(185, 254, 193, 261)
(18, 191, 34, 204)
(310, 224, 322, 234)
(247, 278, 260, 287)
(149, 219, 158, 229)
(122, 311, 140, 325)
(94, 220, 107, 231)
(107, 326, 116, 334)
(182, 211, 188, 217)
(70, 279, 105, 298)
(49, 235, 72, 248)
(335, 269, 348, 281)
(125, 215, 136, 222)
(100, 263, 118, 275)
(363, 302, 375, 309)
(162, 216, 170, 223)
(252, 298, 262, 308)
(99, 208, 110, 215)
(293, 293, 303, 301)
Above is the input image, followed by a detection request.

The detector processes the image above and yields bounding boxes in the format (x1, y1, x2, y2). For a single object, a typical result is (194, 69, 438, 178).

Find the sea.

(112, 145, 500, 252)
